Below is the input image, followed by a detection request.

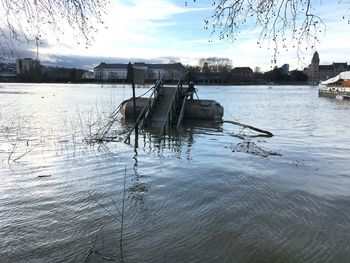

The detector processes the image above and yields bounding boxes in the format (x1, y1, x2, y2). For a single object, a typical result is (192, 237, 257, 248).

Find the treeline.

(18, 66, 87, 83)
(186, 57, 308, 84)
(263, 67, 308, 83)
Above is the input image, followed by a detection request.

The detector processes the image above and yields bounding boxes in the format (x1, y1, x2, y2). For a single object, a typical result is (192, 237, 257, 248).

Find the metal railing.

(139, 80, 164, 129)
(157, 71, 189, 141)
(124, 77, 163, 144)
(176, 95, 188, 130)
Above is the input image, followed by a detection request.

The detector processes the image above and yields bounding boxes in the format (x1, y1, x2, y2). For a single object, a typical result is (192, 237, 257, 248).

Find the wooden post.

(132, 79, 139, 148)
(127, 62, 138, 147)
(132, 80, 136, 119)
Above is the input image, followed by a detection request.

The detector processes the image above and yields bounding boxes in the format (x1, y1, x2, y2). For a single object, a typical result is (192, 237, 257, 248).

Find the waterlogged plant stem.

(120, 166, 126, 263)
(13, 142, 40, 162)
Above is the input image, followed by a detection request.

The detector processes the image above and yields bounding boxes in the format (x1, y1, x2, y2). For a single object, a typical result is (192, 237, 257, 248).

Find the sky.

(3, 0, 350, 71)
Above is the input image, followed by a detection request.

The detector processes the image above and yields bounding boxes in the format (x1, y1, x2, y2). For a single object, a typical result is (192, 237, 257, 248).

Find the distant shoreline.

(0, 80, 309, 86)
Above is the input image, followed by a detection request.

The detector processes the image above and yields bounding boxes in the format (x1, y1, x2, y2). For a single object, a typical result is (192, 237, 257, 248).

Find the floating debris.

(38, 174, 51, 178)
(231, 141, 281, 157)
(0, 91, 28, 94)
(292, 160, 304, 167)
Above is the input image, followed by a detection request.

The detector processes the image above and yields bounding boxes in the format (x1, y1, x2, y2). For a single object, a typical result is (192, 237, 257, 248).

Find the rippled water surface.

(1, 83, 350, 263)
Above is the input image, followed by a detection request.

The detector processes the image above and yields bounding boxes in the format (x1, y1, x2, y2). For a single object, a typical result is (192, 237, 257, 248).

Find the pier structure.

(124, 73, 192, 143)
(123, 72, 224, 144)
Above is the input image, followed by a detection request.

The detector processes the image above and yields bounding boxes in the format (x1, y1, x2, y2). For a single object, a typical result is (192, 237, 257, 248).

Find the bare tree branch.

(0, 0, 108, 58)
(195, 0, 331, 62)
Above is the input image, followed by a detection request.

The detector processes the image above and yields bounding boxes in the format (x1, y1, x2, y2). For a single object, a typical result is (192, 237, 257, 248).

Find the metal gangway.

(124, 72, 189, 143)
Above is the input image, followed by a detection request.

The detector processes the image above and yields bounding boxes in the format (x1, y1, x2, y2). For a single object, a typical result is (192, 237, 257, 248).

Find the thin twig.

(120, 166, 127, 263)
(111, 198, 122, 217)
(13, 142, 40, 162)
(7, 141, 17, 165)
(89, 194, 122, 223)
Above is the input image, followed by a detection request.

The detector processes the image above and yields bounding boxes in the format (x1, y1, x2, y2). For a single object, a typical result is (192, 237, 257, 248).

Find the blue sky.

(8, 0, 350, 71)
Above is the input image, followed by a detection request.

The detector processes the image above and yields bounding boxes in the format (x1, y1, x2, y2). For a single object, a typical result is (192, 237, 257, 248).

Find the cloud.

(28, 0, 196, 59)
(39, 54, 186, 69)
(26, 0, 212, 65)
(2, 0, 350, 72)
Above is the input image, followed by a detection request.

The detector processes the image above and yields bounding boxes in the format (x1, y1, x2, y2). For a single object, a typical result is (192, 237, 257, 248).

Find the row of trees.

(264, 67, 308, 83)
(14, 65, 86, 83)
(187, 65, 307, 84)
(187, 58, 307, 84)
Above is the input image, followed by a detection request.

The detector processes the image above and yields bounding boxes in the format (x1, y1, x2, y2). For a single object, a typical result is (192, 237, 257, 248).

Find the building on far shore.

(16, 58, 33, 74)
(93, 62, 187, 83)
(0, 62, 17, 81)
(281, 64, 289, 75)
(82, 71, 95, 80)
(305, 52, 350, 84)
(16, 58, 41, 75)
(231, 67, 253, 82)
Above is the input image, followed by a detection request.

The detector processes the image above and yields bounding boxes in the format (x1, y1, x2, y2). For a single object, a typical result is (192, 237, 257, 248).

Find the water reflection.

(125, 120, 223, 158)
(130, 147, 148, 198)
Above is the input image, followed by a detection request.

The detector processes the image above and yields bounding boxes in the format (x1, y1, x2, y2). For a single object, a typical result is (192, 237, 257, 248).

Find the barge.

(318, 71, 350, 99)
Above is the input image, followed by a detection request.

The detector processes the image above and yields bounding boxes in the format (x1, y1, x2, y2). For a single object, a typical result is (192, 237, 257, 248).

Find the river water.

(1, 83, 350, 263)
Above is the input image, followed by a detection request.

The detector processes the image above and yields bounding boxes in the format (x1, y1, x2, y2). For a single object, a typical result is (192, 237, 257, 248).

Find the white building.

(16, 58, 40, 75)
(94, 63, 128, 81)
(93, 62, 186, 82)
(82, 71, 95, 80)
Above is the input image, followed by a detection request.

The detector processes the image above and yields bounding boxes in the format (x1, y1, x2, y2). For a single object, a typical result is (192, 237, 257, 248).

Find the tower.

(309, 51, 320, 83)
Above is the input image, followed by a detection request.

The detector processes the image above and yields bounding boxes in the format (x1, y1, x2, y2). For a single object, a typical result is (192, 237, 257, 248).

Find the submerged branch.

(215, 120, 274, 137)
